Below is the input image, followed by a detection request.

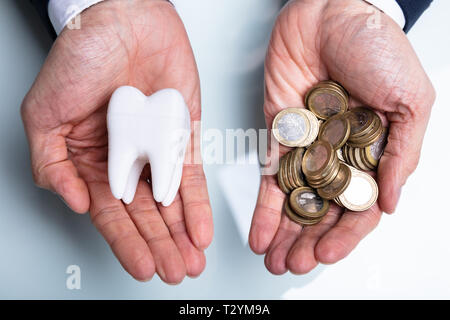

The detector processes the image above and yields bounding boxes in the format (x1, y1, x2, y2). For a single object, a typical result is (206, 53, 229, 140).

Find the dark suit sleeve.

(29, 0, 57, 40)
(396, 0, 433, 32)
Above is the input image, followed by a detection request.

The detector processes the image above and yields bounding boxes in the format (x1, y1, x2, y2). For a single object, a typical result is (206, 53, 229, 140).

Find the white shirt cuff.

(48, 0, 105, 35)
(364, 0, 406, 29)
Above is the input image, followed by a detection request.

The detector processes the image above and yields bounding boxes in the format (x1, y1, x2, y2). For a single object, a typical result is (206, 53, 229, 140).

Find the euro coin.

(365, 128, 388, 167)
(272, 108, 311, 147)
(347, 117, 382, 148)
(286, 151, 297, 189)
(306, 155, 340, 189)
(290, 148, 306, 188)
(347, 107, 375, 136)
(289, 187, 330, 220)
(284, 199, 324, 226)
(277, 155, 290, 194)
(315, 80, 349, 98)
(318, 114, 351, 150)
(302, 141, 336, 180)
(306, 82, 348, 120)
(317, 163, 352, 200)
(282, 152, 294, 191)
(354, 146, 372, 171)
(337, 167, 378, 212)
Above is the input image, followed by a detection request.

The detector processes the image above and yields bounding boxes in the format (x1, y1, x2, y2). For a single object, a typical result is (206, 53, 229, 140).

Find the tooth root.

(162, 160, 183, 207)
(122, 159, 146, 205)
(148, 152, 176, 203)
(108, 149, 138, 201)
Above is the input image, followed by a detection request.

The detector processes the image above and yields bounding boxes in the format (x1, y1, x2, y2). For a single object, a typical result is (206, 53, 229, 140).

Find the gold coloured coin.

(342, 144, 350, 163)
(291, 148, 306, 187)
(359, 147, 376, 171)
(317, 163, 352, 200)
(365, 128, 388, 167)
(284, 200, 324, 226)
(282, 152, 294, 191)
(347, 145, 358, 168)
(272, 108, 311, 147)
(302, 141, 336, 180)
(306, 86, 348, 120)
(277, 155, 290, 194)
(318, 114, 351, 149)
(286, 151, 297, 189)
(354, 147, 372, 171)
(337, 167, 378, 212)
(346, 107, 376, 137)
(289, 187, 330, 219)
(306, 155, 340, 188)
(347, 116, 382, 148)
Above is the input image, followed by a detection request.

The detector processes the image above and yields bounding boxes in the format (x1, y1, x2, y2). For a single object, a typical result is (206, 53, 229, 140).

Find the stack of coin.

(301, 141, 341, 189)
(335, 166, 378, 212)
(305, 81, 349, 120)
(277, 148, 306, 194)
(284, 187, 330, 226)
(272, 80, 387, 225)
(317, 163, 352, 200)
(341, 128, 388, 171)
(346, 107, 383, 148)
(272, 108, 320, 148)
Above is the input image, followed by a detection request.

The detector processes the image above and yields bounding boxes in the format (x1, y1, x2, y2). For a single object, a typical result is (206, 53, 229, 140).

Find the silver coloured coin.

(337, 166, 378, 212)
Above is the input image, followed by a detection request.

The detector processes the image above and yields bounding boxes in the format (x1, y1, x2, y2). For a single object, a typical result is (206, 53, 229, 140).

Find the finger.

(21, 123, 90, 214)
(286, 203, 343, 274)
(126, 180, 186, 284)
(264, 214, 302, 275)
(158, 193, 206, 278)
(315, 203, 383, 264)
(179, 162, 214, 251)
(377, 115, 429, 213)
(249, 175, 286, 254)
(88, 181, 155, 282)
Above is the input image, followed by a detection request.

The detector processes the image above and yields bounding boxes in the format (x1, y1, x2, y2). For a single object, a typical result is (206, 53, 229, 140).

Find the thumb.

(377, 106, 432, 214)
(21, 107, 90, 214)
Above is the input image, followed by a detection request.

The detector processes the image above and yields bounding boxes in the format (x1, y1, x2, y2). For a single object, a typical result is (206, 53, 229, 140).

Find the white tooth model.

(107, 86, 191, 206)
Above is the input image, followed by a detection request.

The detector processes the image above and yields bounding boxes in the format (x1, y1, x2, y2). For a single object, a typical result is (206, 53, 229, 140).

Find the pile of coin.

(273, 80, 387, 226)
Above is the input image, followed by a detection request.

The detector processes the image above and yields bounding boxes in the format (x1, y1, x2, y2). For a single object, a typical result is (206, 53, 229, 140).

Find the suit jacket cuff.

(395, 0, 433, 32)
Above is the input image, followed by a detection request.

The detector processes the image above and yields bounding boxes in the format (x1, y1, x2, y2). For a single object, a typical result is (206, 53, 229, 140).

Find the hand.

(249, 0, 435, 275)
(21, 0, 213, 283)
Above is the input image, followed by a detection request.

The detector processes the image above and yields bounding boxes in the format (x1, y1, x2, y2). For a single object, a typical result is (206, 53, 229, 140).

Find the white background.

(0, 0, 448, 299)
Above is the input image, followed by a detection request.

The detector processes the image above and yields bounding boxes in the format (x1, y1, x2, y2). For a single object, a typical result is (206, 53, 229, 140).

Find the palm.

(22, 0, 212, 283)
(250, 0, 434, 274)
